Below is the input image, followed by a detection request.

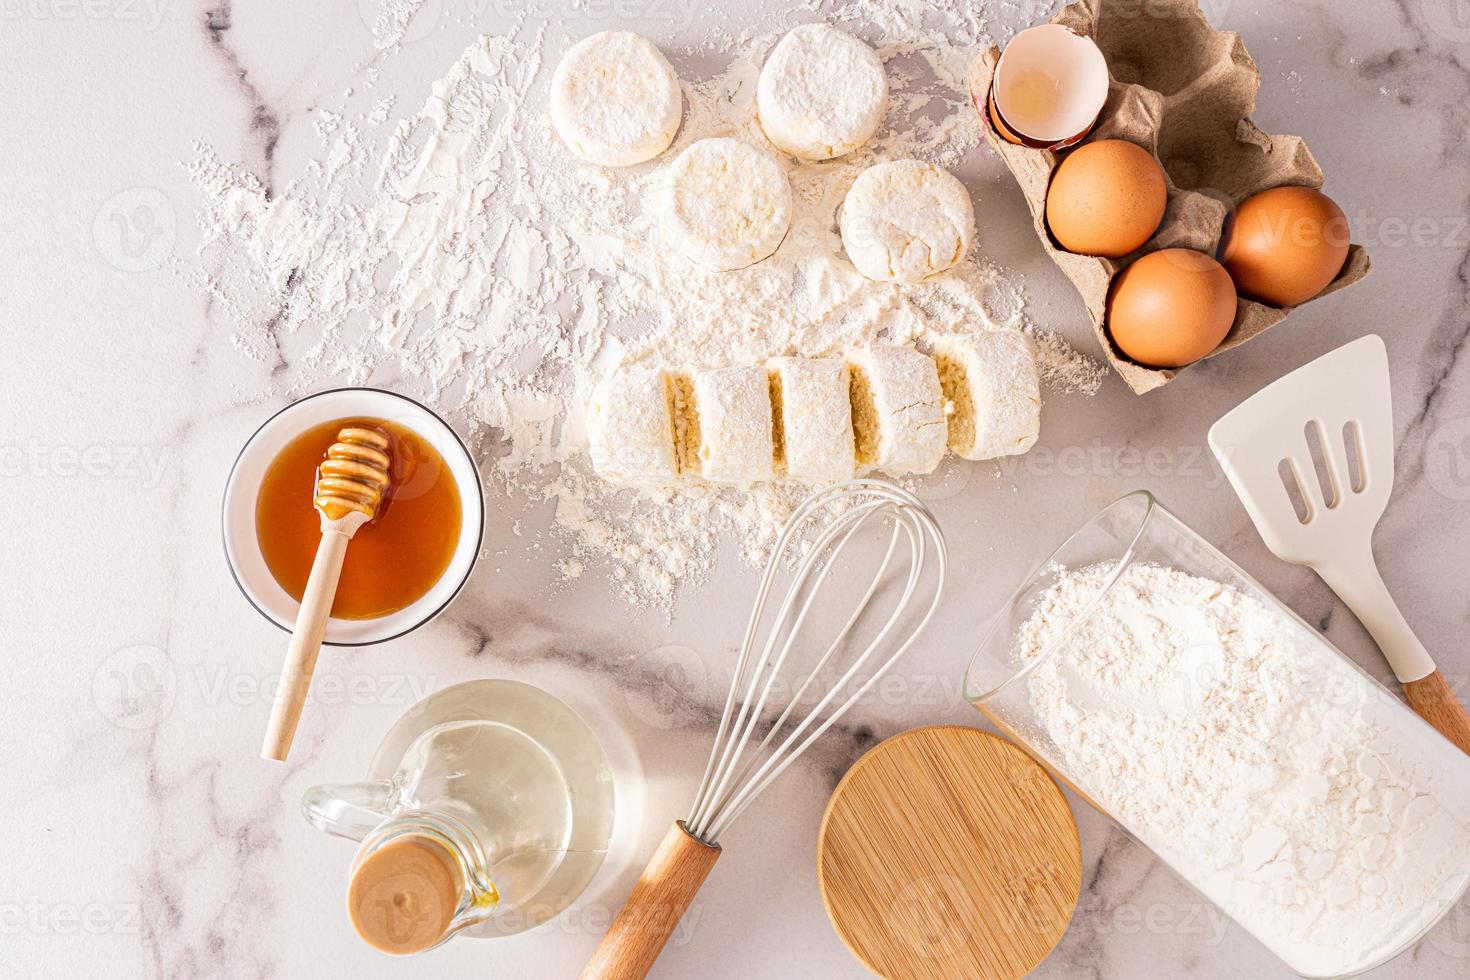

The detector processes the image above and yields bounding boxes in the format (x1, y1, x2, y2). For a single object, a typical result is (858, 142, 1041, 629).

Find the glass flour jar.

(965, 491, 1470, 978)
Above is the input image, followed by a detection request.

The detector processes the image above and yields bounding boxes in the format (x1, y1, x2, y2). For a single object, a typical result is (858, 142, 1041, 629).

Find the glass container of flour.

(965, 491, 1470, 978)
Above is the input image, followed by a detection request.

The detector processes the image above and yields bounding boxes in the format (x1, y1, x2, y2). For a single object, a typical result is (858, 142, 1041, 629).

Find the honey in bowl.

(256, 418, 462, 620)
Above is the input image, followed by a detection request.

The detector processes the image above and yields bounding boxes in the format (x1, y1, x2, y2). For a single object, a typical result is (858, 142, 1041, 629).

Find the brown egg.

(1221, 186, 1350, 307)
(1107, 248, 1238, 369)
(1046, 140, 1168, 258)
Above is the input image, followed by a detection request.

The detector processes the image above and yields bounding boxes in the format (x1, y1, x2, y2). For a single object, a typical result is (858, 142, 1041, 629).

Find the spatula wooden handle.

(1316, 559, 1470, 756)
(1402, 670, 1470, 757)
(580, 821, 720, 980)
(262, 529, 350, 762)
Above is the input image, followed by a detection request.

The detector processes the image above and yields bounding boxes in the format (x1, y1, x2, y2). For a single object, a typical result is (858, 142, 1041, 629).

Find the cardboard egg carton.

(967, 0, 1371, 393)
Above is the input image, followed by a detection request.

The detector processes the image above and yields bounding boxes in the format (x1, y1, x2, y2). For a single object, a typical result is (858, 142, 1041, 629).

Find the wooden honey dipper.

(262, 426, 392, 761)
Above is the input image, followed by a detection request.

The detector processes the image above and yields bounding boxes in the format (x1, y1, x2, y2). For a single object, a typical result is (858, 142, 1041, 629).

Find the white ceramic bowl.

(222, 388, 483, 646)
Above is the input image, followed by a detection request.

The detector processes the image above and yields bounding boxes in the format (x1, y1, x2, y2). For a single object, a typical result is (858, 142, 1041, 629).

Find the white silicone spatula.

(1209, 335, 1470, 756)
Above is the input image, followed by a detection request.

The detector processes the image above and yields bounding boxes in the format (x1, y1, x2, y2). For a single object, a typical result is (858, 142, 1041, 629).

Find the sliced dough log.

(934, 331, 1041, 460)
(846, 346, 947, 476)
(587, 366, 679, 484)
(687, 366, 775, 483)
(588, 339, 1039, 487)
(768, 356, 855, 482)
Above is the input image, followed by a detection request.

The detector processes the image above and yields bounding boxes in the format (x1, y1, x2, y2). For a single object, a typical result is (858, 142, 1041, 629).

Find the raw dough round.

(660, 137, 792, 271)
(757, 25, 888, 161)
(551, 31, 682, 167)
(839, 159, 974, 283)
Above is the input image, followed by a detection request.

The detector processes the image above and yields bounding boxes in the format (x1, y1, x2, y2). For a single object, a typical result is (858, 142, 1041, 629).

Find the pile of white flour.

(1014, 562, 1470, 976)
(187, 0, 1102, 604)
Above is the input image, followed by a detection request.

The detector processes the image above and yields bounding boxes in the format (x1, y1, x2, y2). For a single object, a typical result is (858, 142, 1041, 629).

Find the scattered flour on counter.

(370, 0, 430, 50)
(186, 0, 1101, 605)
(1015, 562, 1470, 977)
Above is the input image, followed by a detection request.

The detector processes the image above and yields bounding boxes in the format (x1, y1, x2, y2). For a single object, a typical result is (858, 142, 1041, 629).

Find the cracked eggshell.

(991, 24, 1108, 147)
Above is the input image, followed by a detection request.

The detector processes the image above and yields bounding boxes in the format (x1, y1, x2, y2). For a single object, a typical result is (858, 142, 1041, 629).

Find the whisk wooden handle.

(1402, 670, 1470, 757)
(580, 821, 721, 980)
(261, 529, 351, 762)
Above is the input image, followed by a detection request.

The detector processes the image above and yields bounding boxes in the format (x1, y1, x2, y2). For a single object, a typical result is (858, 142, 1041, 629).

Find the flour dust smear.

(186, 1, 1102, 605)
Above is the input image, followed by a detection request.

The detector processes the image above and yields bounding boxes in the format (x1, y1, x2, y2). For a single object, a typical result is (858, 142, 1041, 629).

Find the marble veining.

(201, 2, 284, 192)
(7, 0, 1470, 977)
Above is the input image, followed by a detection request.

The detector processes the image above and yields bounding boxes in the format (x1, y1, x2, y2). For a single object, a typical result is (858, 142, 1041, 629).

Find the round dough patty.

(551, 31, 682, 167)
(839, 159, 974, 283)
(660, 137, 792, 271)
(757, 25, 888, 161)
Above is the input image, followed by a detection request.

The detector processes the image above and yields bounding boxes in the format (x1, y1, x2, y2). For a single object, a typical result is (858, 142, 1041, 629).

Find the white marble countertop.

(7, 0, 1470, 977)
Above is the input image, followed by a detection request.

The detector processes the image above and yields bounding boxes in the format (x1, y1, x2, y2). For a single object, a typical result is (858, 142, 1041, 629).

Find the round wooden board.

(817, 726, 1081, 980)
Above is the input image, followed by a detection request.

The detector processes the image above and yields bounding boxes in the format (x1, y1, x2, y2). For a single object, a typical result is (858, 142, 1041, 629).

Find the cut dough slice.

(587, 366, 678, 484)
(934, 331, 1041, 460)
(660, 138, 792, 271)
(757, 25, 888, 161)
(551, 31, 682, 167)
(840, 160, 975, 283)
(687, 366, 775, 482)
(768, 356, 855, 482)
(846, 347, 947, 476)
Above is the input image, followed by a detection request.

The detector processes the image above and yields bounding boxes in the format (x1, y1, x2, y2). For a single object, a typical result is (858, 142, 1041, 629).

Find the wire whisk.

(582, 479, 947, 980)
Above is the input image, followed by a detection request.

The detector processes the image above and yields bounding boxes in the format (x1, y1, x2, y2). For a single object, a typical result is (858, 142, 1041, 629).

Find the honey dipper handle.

(1402, 670, 1470, 758)
(580, 821, 721, 980)
(262, 529, 351, 762)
